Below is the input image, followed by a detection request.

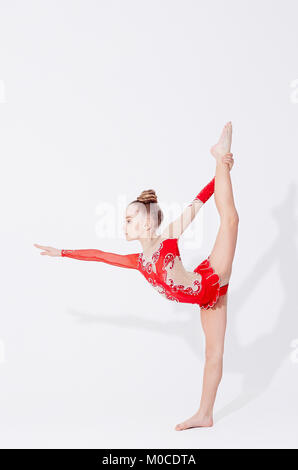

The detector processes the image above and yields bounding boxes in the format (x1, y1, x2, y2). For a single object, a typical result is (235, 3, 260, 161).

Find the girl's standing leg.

(174, 295, 228, 431)
(198, 294, 227, 424)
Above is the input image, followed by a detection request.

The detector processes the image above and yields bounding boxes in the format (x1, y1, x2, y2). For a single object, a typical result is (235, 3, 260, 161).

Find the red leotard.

(61, 177, 229, 309)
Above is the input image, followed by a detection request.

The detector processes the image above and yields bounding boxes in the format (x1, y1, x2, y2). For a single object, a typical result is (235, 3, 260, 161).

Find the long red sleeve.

(61, 249, 140, 270)
(194, 177, 215, 203)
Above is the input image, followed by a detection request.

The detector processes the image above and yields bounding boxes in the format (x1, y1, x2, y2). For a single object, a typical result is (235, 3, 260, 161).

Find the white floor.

(0, 318, 297, 449)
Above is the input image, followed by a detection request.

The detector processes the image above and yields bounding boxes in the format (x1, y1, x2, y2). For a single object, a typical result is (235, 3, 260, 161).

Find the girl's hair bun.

(129, 189, 163, 227)
(137, 189, 158, 204)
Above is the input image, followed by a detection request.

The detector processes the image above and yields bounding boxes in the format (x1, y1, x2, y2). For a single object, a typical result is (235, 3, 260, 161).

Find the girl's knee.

(205, 348, 224, 363)
(221, 211, 239, 225)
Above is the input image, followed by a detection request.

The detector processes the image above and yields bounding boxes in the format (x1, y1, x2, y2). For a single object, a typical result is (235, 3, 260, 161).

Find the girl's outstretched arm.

(34, 243, 140, 269)
(161, 177, 215, 239)
(60, 248, 140, 269)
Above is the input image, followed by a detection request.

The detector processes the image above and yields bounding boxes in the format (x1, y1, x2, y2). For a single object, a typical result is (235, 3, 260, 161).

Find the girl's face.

(124, 203, 148, 241)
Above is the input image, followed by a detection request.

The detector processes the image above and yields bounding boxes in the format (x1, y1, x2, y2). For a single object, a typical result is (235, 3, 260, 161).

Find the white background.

(0, 0, 297, 449)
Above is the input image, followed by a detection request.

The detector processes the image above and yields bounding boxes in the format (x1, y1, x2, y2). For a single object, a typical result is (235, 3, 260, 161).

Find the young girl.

(34, 121, 239, 431)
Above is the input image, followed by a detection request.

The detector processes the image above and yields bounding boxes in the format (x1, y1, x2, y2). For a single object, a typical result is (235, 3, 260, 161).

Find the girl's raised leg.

(208, 121, 239, 284)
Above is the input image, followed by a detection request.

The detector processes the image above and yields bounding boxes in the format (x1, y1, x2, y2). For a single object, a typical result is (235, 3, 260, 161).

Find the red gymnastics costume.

(61, 178, 229, 309)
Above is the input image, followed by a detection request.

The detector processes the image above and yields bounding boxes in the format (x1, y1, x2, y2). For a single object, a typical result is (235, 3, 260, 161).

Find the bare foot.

(210, 121, 232, 161)
(175, 413, 213, 431)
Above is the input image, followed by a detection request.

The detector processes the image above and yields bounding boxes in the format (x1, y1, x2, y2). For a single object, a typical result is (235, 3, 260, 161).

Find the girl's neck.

(139, 233, 162, 256)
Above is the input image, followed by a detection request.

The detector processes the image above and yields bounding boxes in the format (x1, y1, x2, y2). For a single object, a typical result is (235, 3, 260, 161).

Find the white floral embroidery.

(138, 241, 164, 274)
(138, 254, 154, 274)
(148, 277, 180, 302)
(138, 239, 204, 302)
(162, 253, 203, 297)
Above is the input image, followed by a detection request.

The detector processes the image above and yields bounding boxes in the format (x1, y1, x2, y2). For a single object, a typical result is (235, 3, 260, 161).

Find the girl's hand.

(34, 243, 62, 257)
(222, 153, 234, 171)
